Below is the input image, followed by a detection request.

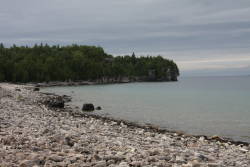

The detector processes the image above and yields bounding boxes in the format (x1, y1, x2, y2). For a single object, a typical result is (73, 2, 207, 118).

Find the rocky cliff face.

(95, 72, 179, 84)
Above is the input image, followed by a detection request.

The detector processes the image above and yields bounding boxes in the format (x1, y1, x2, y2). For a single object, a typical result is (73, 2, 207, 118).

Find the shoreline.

(39, 83, 250, 146)
(1, 83, 250, 166)
(21, 79, 178, 88)
(69, 112, 250, 147)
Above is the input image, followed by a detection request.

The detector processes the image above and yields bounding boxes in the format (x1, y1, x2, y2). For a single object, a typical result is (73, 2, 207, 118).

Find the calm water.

(42, 76, 250, 142)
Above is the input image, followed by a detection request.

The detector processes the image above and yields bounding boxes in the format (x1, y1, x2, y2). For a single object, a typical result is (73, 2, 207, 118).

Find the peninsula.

(0, 44, 179, 84)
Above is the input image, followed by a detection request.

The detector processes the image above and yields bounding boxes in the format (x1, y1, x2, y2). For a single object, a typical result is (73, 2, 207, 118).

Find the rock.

(32, 146, 43, 152)
(93, 154, 101, 161)
(62, 95, 72, 103)
(45, 96, 64, 108)
(176, 156, 186, 163)
(96, 106, 102, 110)
(15, 88, 21, 91)
(65, 136, 74, 147)
(130, 161, 143, 167)
(148, 149, 161, 156)
(208, 163, 220, 167)
(146, 156, 157, 162)
(208, 148, 215, 152)
(48, 155, 64, 162)
(118, 162, 129, 167)
(20, 160, 36, 167)
(155, 160, 167, 167)
(33, 87, 40, 91)
(19, 155, 46, 167)
(210, 135, 224, 142)
(184, 160, 201, 167)
(104, 155, 125, 162)
(194, 153, 209, 162)
(199, 136, 205, 142)
(82, 103, 95, 111)
(239, 147, 248, 153)
(94, 161, 107, 167)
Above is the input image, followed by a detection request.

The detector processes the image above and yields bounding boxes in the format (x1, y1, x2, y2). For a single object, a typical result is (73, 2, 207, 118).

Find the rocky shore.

(26, 77, 177, 88)
(0, 83, 249, 167)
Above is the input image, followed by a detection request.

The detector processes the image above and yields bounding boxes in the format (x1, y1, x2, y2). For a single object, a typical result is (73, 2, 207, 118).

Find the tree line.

(0, 44, 179, 83)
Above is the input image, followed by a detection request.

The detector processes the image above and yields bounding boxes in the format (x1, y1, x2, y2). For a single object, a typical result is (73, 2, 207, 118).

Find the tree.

(0, 44, 179, 82)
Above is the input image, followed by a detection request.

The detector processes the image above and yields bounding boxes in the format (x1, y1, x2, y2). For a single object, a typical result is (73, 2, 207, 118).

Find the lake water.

(42, 76, 250, 142)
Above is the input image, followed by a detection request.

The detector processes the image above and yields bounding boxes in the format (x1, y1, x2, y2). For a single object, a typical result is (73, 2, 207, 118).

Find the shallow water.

(42, 76, 250, 142)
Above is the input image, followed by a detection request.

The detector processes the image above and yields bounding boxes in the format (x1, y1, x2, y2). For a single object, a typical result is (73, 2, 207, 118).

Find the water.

(42, 76, 250, 142)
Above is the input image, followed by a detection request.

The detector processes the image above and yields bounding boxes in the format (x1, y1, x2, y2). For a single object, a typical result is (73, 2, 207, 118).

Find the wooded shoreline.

(0, 44, 179, 83)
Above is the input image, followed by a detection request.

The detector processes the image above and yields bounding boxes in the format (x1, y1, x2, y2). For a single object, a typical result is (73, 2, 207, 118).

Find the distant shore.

(21, 78, 178, 88)
(0, 83, 249, 166)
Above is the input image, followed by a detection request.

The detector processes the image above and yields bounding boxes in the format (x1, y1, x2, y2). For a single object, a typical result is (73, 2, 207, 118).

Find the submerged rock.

(33, 87, 40, 91)
(82, 103, 95, 111)
(96, 106, 102, 110)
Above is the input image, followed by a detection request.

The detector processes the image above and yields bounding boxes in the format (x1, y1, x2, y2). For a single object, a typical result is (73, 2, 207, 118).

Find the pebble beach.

(0, 83, 249, 167)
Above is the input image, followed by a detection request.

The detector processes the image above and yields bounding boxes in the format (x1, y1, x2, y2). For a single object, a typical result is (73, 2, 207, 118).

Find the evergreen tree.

(0, 44, 179, 83)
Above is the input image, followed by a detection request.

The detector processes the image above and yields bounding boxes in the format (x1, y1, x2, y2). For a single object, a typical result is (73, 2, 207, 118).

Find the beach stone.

(15, 88, 21, 91)
(176, 156, 186, 163)
(82, 103, 95, 111)
(194, 153, 210, 162)
(20, 160, 37, 167)
(148, 149, 161, 156)
(239, 147, 248, 153)
(208, 163, 220, 167)
(65, 136, 75, 147)
(48, 155, 64, 162)
(199, 136, 205, 142)
(118, 162, 129, 167)
(184, 160, 202, 167)
(210, 135, 224, 142)
(130, 161, 143, 166)
(104, 155, 125, 162)
(94, 161, 106, 167)
(146, 156, 158, 162)
(107, 160, 116, 165)
(19, 154, 46, 167)
(62, 95, 72, 103)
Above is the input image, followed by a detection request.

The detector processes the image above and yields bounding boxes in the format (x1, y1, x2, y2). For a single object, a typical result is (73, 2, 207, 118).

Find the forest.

(0, 44, 179, 83)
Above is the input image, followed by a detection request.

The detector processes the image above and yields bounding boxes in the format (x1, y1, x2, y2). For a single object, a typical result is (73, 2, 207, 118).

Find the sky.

(1, 0, 250, 76)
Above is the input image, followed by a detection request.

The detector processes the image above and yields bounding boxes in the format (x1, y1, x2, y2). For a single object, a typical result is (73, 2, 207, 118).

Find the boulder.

(210, 135, 225, 142)
(33, 87, 40, 91)
(82, 103, 95, 111)
(45, 96, 64, 108)
(96, 106, 102, 110)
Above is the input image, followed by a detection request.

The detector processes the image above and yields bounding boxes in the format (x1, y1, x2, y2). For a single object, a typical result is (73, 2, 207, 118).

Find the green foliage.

(0, 44, 179, 82)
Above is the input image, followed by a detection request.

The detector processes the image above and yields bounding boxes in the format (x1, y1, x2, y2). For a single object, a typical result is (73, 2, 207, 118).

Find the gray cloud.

(1, 0, 250, 76)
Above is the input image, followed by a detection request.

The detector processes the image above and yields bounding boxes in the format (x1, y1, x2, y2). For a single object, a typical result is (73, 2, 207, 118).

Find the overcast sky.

(1, 0, 250, 76)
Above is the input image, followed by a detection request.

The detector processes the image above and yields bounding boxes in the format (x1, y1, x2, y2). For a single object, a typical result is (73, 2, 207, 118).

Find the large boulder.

(45, 96, 64, 108)
(82, 103, 95, 111)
